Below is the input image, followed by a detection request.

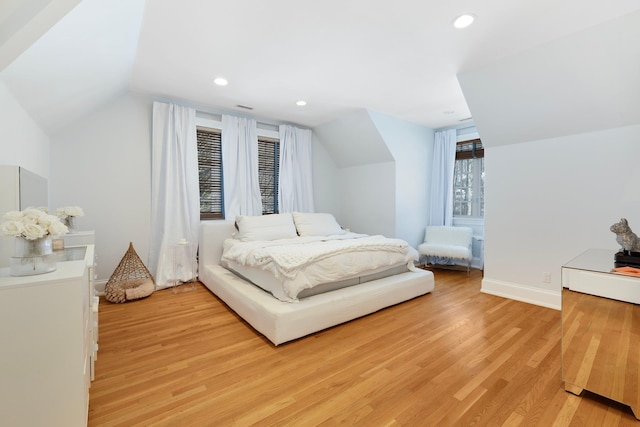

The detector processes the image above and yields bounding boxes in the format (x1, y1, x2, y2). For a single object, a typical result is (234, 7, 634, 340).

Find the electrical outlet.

(543, 272, 551, 283)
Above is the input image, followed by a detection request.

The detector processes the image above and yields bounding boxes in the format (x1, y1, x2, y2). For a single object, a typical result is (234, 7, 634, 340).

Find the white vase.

(63, 216, 76, 233)
(14, 236, 53, 257)
(10, 236, 56, 276)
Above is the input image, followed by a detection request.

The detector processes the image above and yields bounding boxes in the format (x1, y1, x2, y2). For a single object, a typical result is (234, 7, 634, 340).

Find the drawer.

(562, 267, 640, 303)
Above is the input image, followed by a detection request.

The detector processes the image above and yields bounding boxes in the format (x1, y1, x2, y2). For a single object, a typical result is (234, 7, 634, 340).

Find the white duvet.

(221, 233, 419, 301)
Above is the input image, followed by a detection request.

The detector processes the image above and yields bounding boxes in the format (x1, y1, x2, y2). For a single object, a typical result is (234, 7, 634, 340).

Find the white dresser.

(0, 244, 97, 427)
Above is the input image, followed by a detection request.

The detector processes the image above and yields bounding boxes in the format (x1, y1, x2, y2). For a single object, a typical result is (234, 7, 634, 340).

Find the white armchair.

(418, 226, 473, 274)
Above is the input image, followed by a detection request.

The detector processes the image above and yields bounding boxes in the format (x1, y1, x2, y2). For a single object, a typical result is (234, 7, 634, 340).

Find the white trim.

(93, 279, 107, 296)
(481, 278, 561, 310)
(452, 217, 484, 228)
(457, 131, 479, 142)
(196, 116, 279, 139)
(195, 115, 221, 130)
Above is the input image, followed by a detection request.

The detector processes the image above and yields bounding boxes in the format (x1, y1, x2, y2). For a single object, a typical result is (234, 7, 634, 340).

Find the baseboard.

(94, 279, 107, 296)
(481, 278, 561, 310)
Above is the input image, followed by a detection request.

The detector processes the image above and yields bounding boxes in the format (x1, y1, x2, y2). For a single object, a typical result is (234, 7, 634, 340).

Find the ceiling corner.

(0, 0, 81, 71)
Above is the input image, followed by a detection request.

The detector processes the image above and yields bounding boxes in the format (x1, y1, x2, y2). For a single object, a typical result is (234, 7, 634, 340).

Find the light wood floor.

(88, 270, 640, 426)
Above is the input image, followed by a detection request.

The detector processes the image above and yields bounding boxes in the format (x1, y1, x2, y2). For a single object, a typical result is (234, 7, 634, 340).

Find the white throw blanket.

(222, 233, 418, 280)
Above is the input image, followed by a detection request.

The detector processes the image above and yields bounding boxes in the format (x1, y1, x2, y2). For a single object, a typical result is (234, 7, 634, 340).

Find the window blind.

(258, 137, 279, 214)
(197, 128, 223, 218)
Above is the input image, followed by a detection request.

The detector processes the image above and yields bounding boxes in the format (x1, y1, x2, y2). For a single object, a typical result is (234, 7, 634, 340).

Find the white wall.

(312, 110, 397, 237)
(482, 124, 640, 309)
(369, 110, 433, 247)
(50, 92, 152, 284)
(311, 134, 341, 219)
(0, 80, 51, 270)
(338, 162, 396, 237)
(306, 109, 393, 168)
(312, 109, 434, 244)
(0, 80, 50, 179)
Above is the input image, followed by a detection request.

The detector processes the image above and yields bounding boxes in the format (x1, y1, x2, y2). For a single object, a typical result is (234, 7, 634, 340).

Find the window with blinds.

(197, 128, 280, 219)
(197, 128, 223, 218)
(453, 139, 485, 218)
(258, 137, 279, 215)
(455, 139, 484, 160)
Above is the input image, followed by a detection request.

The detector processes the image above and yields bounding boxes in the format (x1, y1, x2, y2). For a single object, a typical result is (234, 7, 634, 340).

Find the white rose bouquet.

(56, 206, 85, 219)
(0, 208, 69, 240)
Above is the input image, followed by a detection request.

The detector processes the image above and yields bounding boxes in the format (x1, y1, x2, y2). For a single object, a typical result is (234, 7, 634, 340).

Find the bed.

(198, 213, 434, 345)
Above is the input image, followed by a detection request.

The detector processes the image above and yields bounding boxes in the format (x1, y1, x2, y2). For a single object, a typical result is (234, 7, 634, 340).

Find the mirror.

(0, 166, 49, 269)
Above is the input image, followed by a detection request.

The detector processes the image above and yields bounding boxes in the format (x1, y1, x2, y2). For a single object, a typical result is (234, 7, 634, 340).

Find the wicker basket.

(105, 242, 155, 303)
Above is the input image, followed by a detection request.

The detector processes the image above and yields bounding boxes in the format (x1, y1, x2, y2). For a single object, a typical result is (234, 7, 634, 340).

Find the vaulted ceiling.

(2, 0, 639, 137)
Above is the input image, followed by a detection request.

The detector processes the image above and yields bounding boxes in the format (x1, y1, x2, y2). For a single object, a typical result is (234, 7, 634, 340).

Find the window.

(196, 127, 280, 219)
(197, 128, 223, 219)
(258, 136, 280, 215)
(453, 138, 484, 217)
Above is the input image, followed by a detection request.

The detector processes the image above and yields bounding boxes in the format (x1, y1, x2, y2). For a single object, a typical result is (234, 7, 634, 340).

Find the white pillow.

(235, 213, 297, 241)
(292, 212, 346, 237)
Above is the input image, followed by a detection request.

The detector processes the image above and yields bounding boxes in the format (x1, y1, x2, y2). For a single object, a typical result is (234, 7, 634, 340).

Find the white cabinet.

(0, 244, 96, 427)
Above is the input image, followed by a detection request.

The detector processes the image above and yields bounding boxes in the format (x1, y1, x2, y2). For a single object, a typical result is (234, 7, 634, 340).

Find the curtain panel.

(221, 115, 262, 219)
(149, 102, 200, 288)
(278, 125, 315, 213)
(428, 129, 457, 226)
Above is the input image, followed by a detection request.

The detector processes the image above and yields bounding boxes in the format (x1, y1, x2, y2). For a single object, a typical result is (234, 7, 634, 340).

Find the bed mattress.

(224, 261, 409, 300)
(221, 233, 418, 301)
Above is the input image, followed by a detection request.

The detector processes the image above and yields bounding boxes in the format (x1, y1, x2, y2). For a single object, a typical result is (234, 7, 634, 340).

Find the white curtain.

(278, 125, 315, 213)
(222, 115, 262, 219)
(428, 129, 457, 226)
(149, 102, 200, 288)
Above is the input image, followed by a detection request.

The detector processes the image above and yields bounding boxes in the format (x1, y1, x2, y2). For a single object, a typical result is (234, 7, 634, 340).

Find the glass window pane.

(453, 150, 484, 218)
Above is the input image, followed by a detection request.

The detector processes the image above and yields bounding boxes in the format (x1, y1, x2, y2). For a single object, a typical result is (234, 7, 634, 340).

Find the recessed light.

(296, 100, 307, 106)
(453, 14, 476, 29)
(213, 77, 228, 86)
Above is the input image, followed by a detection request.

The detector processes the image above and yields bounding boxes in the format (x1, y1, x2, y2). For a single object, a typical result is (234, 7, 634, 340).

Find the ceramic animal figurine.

(610, 218, 640, 253)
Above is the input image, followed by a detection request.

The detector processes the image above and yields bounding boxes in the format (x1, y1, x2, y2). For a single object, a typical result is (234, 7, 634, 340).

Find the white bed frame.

(198, 220, 435, 345)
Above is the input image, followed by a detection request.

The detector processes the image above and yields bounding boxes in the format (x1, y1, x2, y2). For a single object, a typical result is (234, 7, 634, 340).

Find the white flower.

(0, 220, 24, 237)
(21, 208, 46, 225)
(38, 214, 54, 228)
(2, 211, 22, 222)
(0, 208, 68, 239)
(22, 223, 47, 240)
(39, 214, 68, 236)
(48, 220, 68, 236)
(56, 206, 84, 219)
